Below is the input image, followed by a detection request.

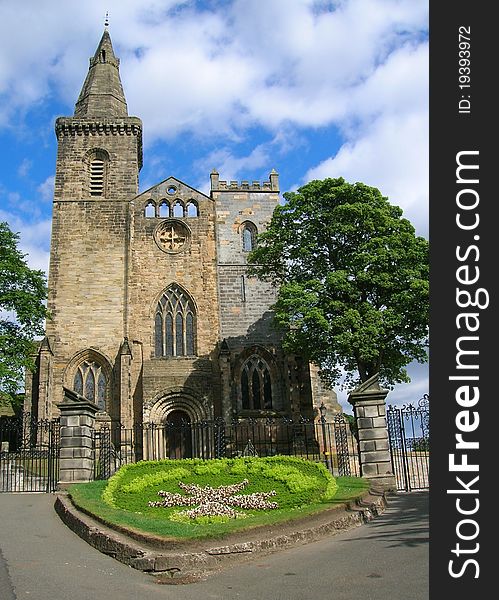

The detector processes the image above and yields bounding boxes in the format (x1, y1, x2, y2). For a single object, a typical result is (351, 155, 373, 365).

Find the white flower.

(148, 479, 279, 519)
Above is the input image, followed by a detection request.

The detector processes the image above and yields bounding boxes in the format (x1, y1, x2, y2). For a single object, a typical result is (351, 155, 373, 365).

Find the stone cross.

(159, 224, 186, 251)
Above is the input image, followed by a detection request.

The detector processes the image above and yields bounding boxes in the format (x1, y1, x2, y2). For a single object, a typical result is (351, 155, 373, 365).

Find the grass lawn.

(68, 460, 369, 542)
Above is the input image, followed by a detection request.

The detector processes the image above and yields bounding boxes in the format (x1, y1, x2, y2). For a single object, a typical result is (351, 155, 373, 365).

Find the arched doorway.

(165, 410, 192, 459)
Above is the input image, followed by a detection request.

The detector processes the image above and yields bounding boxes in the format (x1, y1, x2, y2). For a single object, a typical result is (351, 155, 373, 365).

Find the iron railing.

(0, 413, 60, 493)
(93, 415, 360, 480)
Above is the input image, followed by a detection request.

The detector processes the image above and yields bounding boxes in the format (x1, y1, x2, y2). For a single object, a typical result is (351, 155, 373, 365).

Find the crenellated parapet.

(210, 169, 279, 193)
(55, 117, 142, 137)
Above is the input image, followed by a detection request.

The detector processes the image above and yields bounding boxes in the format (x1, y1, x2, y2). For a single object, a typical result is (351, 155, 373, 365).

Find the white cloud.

(0, 211, 51, 274)
(306, 110, 428, 236)
(37, 175, 55, 202)
(17, 159, 32, 178)
(335, 360, 428, 413)
(304, 41, 428, 237)
(0, 1, 428, 139)
(195, 145, 271, 184)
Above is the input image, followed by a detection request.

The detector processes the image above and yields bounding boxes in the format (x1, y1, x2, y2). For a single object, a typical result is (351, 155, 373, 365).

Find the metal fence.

(93, 415, 360, 480)
(0, 413, 60, 493)
(387, 395, 429, 491)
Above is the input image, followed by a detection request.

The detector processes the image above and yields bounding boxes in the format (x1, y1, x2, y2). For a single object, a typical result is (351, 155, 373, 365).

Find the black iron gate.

(0, 413, 60, 492)
(387, 395, 429, 491)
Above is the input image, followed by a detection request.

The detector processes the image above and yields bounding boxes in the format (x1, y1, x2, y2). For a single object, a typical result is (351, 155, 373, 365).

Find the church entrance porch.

(164, 410, 192, 459)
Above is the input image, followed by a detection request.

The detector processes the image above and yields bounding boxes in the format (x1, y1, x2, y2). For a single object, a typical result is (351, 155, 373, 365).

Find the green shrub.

(121, 467, 192, 494)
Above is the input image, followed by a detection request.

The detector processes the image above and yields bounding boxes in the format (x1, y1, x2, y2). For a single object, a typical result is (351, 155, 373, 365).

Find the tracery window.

(241, 355, 272, 410)
(73, 360, 107, 410)
(155, 285, 196, 357)
(241, 221, 257, 252)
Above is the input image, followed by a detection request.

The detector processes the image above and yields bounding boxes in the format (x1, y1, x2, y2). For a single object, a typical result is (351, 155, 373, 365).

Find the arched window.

(73, 360, 107, 411)
(159, 201, 169, 217)
(241, 221, 257, 252)
(241, 355, 272, 410)
(186, 201, 199, 217)
(155, 285, 196, 357)
(87, 149, 109, 197)
(145, 201, 156, 217)
(173, 201, 185, 218)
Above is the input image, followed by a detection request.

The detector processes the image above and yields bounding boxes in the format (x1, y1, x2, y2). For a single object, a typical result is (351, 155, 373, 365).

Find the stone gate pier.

(348, 374, 396, 491)
(57, 387, 98, 484)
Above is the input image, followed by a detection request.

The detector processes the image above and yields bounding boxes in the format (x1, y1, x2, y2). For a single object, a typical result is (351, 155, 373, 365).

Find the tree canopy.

(247, 178, 429, 389)
(0, 221, 48, 405)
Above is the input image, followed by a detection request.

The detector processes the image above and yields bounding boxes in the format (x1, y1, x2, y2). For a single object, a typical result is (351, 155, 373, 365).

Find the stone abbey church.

(26, 28, 340, 428)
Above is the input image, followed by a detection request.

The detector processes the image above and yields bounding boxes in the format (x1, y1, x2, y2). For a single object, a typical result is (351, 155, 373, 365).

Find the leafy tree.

(247, 178, 429, 389)
(0, 221, 48, 406)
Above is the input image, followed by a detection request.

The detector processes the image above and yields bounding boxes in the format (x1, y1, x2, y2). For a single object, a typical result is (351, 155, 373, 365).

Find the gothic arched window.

(155, 285, 196, 357)
(186, 200, 199, 217)
(241, 355, 272, 410)
(173, 201, 185, 218)
(145, 201, 156, 217)
(241, 221, 257, 252)
(159, 201, 169, 217)
(73, 360, 107, 411)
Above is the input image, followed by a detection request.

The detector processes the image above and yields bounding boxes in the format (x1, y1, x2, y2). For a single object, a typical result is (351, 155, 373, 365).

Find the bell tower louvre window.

(90, 158, 105, 196)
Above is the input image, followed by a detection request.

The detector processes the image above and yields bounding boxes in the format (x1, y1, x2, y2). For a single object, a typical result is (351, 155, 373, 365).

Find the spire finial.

(104, 11, 109, 28)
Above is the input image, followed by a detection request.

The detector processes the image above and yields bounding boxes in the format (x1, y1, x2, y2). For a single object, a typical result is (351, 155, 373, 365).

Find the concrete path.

(0, 491, 428, 600)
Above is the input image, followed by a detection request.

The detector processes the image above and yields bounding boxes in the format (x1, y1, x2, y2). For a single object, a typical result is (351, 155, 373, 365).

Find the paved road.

(0, 491, 428, 600)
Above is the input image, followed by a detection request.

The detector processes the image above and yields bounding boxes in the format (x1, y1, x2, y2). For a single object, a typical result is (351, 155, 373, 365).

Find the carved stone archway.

(143, 388, 212, 460)
(145, 387, 211, 424)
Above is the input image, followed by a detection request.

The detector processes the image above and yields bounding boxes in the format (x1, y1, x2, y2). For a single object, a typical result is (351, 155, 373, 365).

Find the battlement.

(210, 169, 279, 193)
(55, 117, 142, 137)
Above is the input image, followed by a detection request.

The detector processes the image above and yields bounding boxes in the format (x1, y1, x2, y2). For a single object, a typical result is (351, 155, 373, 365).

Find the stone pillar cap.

(347, 373, 389, 405)
(57, 387, 99, 414)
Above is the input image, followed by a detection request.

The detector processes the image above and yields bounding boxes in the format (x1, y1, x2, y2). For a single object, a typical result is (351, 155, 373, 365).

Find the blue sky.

(0, 0, 428, 411)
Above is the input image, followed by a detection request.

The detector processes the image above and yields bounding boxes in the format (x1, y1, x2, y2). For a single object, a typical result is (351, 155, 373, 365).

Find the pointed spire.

(74, 27, 128, 118)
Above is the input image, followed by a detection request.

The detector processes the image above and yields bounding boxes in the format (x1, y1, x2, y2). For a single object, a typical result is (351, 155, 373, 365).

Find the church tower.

(29, 27, 142, 420)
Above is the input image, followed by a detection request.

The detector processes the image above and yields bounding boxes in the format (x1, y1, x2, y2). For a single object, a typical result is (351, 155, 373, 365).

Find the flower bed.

(102, 456, 338, 525)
